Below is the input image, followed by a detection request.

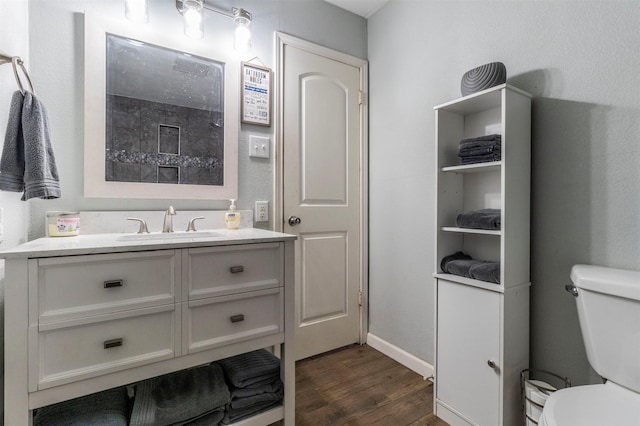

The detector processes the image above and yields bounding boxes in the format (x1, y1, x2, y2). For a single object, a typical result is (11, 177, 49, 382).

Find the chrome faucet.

(162, 206, 176, 233)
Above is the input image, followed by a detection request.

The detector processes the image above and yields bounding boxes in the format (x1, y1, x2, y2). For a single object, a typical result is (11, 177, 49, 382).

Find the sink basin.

(117, 231, 222, 241)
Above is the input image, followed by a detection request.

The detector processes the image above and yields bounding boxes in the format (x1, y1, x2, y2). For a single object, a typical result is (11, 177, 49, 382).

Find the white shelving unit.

(433, 84, 531, 426)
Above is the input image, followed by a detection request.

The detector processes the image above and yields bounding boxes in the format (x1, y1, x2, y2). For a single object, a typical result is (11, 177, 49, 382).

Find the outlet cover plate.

(254, 201, 269, 222)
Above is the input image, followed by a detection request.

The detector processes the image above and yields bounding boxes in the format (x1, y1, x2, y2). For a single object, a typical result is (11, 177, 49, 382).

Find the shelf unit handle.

(487, 360, 498, 370)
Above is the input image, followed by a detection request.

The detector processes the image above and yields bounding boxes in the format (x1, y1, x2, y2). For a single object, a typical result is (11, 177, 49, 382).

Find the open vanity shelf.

(1, 230, 295, 425)
(433, 84, 531, 426)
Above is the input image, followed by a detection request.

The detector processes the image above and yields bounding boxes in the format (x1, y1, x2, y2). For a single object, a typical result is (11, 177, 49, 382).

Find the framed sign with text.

(241, 62, 272, 126)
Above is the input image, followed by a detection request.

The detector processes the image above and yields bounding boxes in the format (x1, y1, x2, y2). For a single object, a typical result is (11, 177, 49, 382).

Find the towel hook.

(11, 56, 35, 96)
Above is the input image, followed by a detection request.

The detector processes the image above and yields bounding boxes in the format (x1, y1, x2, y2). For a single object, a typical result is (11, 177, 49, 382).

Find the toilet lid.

(540, 382, 640, 426)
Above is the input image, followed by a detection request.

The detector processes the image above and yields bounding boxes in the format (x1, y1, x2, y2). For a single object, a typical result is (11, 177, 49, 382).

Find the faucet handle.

(127, 217, 150, 234)
(167, 206, 176, 215)
(186, 216, 205, 232)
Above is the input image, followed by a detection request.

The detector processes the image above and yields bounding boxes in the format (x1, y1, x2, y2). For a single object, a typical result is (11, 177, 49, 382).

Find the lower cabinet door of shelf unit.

(437, 280, 501, 426)
(184, 288, 283, 354)
(36, 305, 179, 390)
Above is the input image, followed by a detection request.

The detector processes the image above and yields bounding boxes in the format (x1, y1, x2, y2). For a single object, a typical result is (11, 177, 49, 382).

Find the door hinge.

(358, 290, 363, 306)
(358, 90, 365, 105)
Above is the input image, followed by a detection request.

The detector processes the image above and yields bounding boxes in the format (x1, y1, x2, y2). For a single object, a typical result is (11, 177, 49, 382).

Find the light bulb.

(234, 25, 251, 52)
(183, 1, 204, 39)
(233, 9, 251, 52)
(125, 0, 149, 24)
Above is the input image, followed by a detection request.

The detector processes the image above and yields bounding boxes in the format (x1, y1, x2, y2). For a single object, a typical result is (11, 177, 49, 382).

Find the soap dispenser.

(225, 199, 241, 229)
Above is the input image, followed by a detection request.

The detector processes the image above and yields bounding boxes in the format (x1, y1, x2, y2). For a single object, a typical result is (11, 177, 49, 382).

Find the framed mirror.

(84, 15, 238, 199)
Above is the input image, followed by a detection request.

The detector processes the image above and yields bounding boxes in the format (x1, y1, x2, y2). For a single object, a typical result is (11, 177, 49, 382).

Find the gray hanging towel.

(21, 91, 61, 200)
(0, 91, 26, 192)
(0, 90, 61, 200)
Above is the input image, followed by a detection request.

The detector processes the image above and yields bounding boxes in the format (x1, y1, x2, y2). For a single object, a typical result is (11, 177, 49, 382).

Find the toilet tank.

(570, 264, 640, 393)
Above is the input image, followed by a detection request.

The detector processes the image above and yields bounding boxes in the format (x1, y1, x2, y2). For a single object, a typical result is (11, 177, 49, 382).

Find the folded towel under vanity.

(229, 379, 284, 410)
(456, 208, 501, 230)
(129, 363, 230, 426)
(0, 91, 61, 200)
(218, 349, 281, 389)
(218, 349, 284, 425)
(221, 400, 282, 425)
(33, 387, 128, 426)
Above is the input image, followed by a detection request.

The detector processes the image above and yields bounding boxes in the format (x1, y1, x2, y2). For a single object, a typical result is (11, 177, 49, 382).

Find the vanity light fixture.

(174, 0, 252, 49)
(125, 0, 252, 49)
(124, 0, 149, 24)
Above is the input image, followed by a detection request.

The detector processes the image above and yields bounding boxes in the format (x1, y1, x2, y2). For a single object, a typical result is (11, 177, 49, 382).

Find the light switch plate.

(249, 135, 270, 159)
(254, 201, 269, 222)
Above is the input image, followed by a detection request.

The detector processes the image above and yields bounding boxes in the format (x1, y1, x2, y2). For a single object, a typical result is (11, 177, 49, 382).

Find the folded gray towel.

(221, 400, 281, 425)
(229, 379, 284, 410)
(458, 145, 501, 157)
(459, 134, 501, 146)
(469, 262, 501, 284)
(0, 91, 61, 200)
(130, 363, 230, 426)
(33, 387, 128, 426)
(444, 259, 484, 278)
(181, 408, 224, 426)
(218, 349, 280, 389)
(440, 251, 472, 273)
(230, 379, 283, 400)
(456, 208, 501, 230)
(460, 153, 501, 165)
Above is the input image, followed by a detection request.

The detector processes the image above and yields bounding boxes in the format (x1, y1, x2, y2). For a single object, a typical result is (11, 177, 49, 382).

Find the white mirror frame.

(84, 14, 238, 199)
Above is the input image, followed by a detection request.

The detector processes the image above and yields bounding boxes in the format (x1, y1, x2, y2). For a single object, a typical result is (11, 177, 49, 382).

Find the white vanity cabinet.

(433, 84, 531, 426)
(2, 230, 295, 426)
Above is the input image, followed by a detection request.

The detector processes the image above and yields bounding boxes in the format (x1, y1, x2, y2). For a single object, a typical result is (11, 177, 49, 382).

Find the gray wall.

(0, 0, 30, 250)
(368, 0, 640, 386)
(20, 0, 366, 239)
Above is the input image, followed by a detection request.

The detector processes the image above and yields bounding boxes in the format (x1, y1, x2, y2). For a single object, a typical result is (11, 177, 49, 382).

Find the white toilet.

(539, 264, 640, 426)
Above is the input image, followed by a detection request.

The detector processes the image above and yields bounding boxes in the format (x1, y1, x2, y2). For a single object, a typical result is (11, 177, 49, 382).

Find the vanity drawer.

(183, 288, 283, 354)
(35, 250, 178, 323)
(184, 243, 282, 299)
(34, 305, 180, 390)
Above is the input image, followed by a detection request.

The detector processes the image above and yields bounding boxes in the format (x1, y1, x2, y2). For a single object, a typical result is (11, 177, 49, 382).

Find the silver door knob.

(288, 216, 302, 226)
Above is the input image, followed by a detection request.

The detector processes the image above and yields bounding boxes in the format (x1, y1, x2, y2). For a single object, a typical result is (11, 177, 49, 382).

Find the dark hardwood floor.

(294, 344, 449, 425)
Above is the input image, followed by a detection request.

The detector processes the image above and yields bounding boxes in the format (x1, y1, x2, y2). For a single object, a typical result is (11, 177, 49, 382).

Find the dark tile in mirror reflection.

(158, 166, 180, 184)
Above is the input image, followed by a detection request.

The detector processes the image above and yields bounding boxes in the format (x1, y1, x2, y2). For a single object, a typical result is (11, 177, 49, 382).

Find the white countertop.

(0, 228, 296, 259)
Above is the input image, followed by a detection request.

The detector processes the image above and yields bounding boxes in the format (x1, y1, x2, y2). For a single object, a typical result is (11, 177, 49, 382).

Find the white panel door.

(283, 43, 362, 360)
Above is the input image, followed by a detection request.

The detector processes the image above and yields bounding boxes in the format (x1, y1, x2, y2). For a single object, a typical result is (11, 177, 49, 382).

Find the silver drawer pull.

(230, 314, 245, 323)
(104, 279, 124, 289)
(230, 266, 244, 274)
(104, 338, 123, 349)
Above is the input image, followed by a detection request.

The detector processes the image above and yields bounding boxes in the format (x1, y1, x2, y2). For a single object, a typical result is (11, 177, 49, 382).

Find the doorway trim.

(274, 32, 369, 344)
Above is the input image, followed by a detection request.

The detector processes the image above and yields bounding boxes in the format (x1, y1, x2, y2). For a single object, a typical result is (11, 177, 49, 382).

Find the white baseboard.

(366, 332, 434, 379)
